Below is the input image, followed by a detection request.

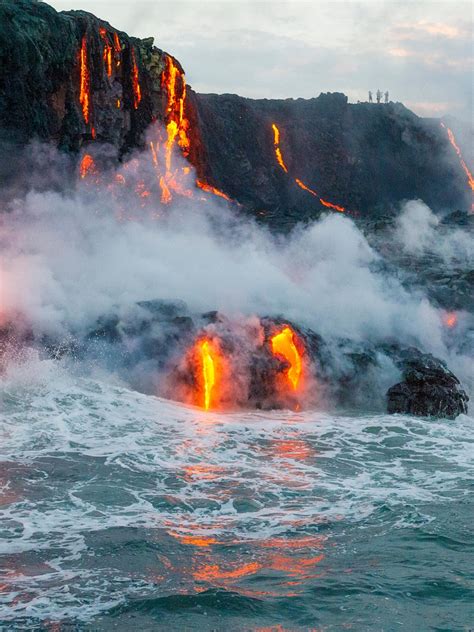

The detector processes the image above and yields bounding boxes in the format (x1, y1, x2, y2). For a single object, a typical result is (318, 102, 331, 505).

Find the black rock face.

(0, 0, 472, 226)
(192, 93, 471, 227)
(386, 348, 469, 419)
(0, 1, 149, 151)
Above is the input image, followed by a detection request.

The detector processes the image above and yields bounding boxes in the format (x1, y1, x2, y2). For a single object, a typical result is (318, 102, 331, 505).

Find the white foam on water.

(0, 360, 472, 623)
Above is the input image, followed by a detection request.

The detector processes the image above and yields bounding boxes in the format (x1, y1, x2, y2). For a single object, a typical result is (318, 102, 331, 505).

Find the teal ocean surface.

(0, 364, 472, 631)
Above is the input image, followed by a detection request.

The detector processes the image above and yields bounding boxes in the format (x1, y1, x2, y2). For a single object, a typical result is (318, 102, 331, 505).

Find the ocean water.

(0, 359, 472, 631)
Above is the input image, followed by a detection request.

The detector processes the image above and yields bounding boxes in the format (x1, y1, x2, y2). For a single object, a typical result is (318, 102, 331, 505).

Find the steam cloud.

(0, 128, 472, 402)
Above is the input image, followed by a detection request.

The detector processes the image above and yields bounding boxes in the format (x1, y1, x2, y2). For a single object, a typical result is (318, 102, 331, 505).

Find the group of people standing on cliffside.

(368, 90, 389, 103)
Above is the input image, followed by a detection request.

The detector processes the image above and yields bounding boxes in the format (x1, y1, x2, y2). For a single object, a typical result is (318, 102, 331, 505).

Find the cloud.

(46, 0, 473, 121)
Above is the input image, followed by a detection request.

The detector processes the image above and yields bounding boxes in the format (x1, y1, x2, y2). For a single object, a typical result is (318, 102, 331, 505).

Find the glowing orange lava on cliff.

(199, 339, 217, 410)
(441, 123, 474, 210)
(131, 49, 142, 109)
(156, 55, 229, 204)
(295, 178, 317, 197)
(271, 326, 303, 391)
(272, 123, 289, 173)
(196, 181, 231, 201)
(79, 35, 91, 124)
(271, 123, 346, 213)
(113, 32, 122, 67)
(79, 154, 96, 179)
(99, 28, 113, 78)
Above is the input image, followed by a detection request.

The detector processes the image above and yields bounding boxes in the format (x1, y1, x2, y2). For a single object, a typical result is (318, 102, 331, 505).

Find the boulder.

(386, 347, 468, 419)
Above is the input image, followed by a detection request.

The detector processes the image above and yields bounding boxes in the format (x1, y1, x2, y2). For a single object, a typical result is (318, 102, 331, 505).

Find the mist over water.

(0, 134, 472, 394)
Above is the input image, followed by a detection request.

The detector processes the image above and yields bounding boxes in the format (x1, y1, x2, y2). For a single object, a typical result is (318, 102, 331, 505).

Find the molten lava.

(162, 57, 192, 159)
(441, 122, 474, 203)
(199, 340, 216, 410)
(295, 178, 318, 197)
(113, 32, 122, 67)
(319, 198, 346, 213)
(154, 56, 194, 203)
(443, 311, 458, 328)
(272, 123, 288, 173)
(79, 153, 96, 179)
(99, 27, 113, 77)
(79, 35, 91, 124)
(196, 180, 231, 201)
(131, 49, 142, 109)
(271, 123, 346, 213)
(271, 326, 303, 390)
(127, 53, 232, 206)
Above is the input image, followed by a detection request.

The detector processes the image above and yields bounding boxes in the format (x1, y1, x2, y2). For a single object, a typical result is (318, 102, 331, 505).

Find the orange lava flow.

(159, 176, 172, 204)
(443, 311, 458, 328)
(131, 49, 141, 109)
(295, 178, 318, 197)
(146, 54, 231, 206)
(441, 123, 474, 193)
(99, 27, 113, 77)
(271, 123, 346, 212)
(271, 326, 303, 390)
(79, 154, 96, 179)
(319, 198, 346, 213)
(199, 340, 216, 410)
(272, 123, 289, 173)
(79, 35, 91, 124)
(113, 32, 121, 67)
(155, 56, 193, 202)
(161, 56, 191, 157)
(196, 180, 231, 201)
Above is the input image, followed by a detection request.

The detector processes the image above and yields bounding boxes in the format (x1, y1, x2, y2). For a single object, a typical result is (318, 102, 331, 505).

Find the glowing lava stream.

(441, 123, 474, 209)
(196, 180, 231, 201)
(79, 154, 96, 179)
(200, 340, 216, 410)
(272, 123, 289, 173)
(155, 55, 229, 204)
(272, 123, 346, 212)
(113, 32, 122, 68)
(271, 326, 303, 390)
(79, 35, 91, 124)
(131, 49, 142, 109)
(443, 311, 458, 328)
(99, 28, 113, 77)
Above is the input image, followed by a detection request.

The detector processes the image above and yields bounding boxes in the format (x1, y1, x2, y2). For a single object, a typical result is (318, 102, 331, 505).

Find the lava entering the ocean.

(271, 326, 303, 391)
(79, 35, 91, 124)
(199, 340, 216, 410)
(198, 338, 218, 410)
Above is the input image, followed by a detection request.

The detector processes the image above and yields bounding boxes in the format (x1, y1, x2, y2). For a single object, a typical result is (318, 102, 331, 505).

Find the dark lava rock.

(192, 93, 471, 227)
(0, 1, 471, 226)
(386, 347, 468, 419)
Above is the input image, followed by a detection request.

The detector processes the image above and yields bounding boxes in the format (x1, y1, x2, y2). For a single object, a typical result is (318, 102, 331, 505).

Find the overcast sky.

(48, 0, 473, 121)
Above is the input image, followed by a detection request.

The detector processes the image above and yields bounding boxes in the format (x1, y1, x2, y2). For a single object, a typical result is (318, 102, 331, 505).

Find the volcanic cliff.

(1, 0, 472, 227)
